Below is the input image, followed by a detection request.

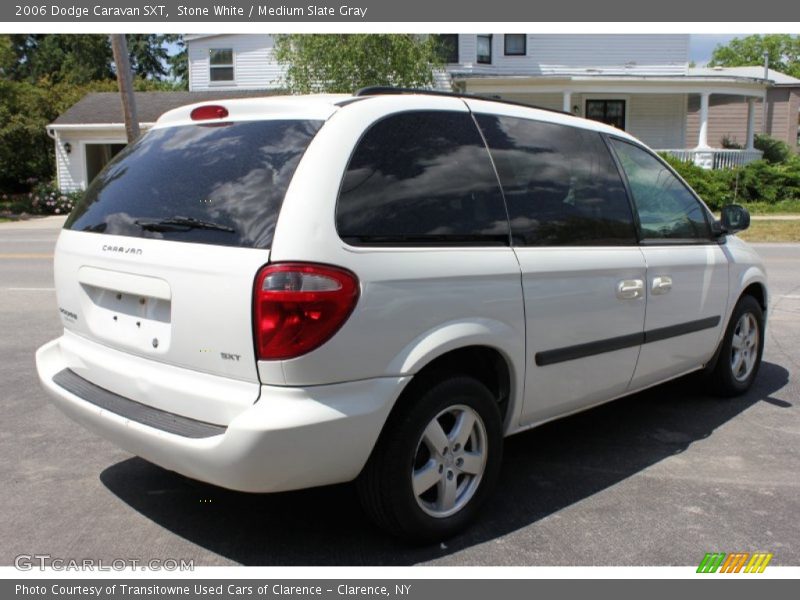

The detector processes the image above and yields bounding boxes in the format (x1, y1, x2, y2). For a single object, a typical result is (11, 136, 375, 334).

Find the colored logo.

(697, 552, 773, 573)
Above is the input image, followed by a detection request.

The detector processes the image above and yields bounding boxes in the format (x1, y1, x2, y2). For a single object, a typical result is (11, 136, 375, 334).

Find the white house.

(441, 34, 799, 167)
(50, 34, 800, 191)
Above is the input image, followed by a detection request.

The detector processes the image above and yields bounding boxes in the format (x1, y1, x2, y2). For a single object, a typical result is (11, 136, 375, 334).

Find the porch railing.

(657, 148, 764, 170)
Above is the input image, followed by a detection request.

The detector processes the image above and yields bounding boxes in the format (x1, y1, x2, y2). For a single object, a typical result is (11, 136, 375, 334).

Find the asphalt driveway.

(1, 217, 797, 566)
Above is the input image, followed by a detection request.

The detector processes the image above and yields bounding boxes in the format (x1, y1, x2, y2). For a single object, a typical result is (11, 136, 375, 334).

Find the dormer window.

(209, 48, 234, 82)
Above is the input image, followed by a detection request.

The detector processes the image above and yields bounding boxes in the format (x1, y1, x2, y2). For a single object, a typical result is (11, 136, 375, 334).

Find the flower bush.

(1, 178, 84, 216)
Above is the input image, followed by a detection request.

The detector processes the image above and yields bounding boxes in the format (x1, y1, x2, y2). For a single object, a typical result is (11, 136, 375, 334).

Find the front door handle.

(617, 279, 644, 300)
(651, 276, 673, 295)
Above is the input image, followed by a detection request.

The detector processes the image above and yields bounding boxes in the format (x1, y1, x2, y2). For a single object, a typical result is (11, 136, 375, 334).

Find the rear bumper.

(36, 337, 408, 493)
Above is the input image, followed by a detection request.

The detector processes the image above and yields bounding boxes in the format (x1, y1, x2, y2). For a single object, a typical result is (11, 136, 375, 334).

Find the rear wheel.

(357, 375, 503, 543)
(708, 295, 764, 396)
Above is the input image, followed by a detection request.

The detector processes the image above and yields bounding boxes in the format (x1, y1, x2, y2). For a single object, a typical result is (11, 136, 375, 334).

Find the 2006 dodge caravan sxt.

(36, 88, 767, 541)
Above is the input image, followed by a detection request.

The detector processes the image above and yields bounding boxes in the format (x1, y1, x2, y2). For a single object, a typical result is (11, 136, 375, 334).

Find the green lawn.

(738, 219, 800, 243)
(738, 199, 800, 214)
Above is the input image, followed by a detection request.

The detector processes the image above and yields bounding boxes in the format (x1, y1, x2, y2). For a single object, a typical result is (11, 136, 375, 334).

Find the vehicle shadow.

(100, 361, 790, 565)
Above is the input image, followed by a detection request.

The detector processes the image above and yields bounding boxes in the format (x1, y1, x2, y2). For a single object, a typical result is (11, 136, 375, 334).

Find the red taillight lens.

(190, 105, 229, 120)
(253, 263, 360, 360)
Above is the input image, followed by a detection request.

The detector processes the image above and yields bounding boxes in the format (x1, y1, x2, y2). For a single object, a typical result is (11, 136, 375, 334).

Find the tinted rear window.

(336, 111, 509, 245)
(65, 120, 322, 248)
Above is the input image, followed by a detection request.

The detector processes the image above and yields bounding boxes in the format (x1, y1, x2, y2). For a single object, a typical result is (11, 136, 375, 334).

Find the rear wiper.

(135, 216, 236, 233)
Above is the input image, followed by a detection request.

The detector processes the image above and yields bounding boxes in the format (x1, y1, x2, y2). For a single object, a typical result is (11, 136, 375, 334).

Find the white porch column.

(562, 91, 572, 113)
(746, 98, 756, 150)
(696, 92, 711, 149)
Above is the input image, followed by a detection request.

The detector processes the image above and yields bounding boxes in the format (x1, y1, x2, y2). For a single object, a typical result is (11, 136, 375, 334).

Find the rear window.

(65, 120, 322, 249)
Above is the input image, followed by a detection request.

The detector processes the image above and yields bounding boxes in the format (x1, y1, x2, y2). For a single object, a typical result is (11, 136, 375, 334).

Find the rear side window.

(610, 139, 712, 241)
(336, 111, 509, 245)
(66, 120, 322, 249)
(475, 114, 637, 246)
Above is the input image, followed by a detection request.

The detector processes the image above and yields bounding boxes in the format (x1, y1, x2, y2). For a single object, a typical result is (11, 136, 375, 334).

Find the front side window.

(610, 139, 712, 241)
(475, 114, 637, 246)
(477, 35, 492, 64)
(336, 111, 509, 245)
(504, 34, 526, 56)
(209, 48, 234, 82)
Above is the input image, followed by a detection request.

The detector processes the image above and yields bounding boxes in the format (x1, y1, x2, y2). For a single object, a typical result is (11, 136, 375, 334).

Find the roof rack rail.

(354, 86, 573, 116)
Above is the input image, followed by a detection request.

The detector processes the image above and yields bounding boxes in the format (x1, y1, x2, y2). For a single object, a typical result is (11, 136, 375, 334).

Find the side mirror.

(719, 204, 751, 235)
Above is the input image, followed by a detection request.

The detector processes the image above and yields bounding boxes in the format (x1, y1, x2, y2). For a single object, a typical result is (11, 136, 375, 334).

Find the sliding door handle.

(617, 279, 644, 300)
(652, 276, 673, 295)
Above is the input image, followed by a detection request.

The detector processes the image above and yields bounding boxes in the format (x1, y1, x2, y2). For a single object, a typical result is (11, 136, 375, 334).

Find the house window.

(477, 35, 492, 64)
(504, 34, 526, 56)
(433, 34, 459, 64)
(209, 48, 234, 82)
(585, 99, 626, 130)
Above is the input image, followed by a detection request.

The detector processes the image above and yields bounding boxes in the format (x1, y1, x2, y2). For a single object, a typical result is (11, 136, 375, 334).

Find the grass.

(737, 199, 800, 215)
(737, 219, 800, 243)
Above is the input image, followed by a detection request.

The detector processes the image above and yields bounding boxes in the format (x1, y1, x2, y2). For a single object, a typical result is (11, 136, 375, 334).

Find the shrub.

(660, 152, 800, 210)
(754, 134, 793, 164)
(1, 178, 84, 216)
(660, 154, 733, 210)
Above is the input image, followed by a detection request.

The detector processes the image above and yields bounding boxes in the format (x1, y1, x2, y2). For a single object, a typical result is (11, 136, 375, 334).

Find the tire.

(708, 295, 765, 397)
(357, 375, 503, 543)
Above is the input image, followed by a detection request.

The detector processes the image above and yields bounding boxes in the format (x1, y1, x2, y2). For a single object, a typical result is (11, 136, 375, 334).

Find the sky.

(689, 34, 741, 65)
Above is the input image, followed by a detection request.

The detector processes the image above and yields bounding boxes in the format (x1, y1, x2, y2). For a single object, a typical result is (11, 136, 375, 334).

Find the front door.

(609, 138, 730, 388)
(586, 99, 626, 130)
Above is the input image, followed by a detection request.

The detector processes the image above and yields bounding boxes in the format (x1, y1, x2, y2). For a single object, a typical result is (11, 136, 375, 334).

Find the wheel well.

(398, 346, 512, 424)
(742, 282, 767, 314)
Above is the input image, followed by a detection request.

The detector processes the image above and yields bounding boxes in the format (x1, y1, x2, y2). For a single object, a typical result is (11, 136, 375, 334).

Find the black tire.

(357, 375, 503, 543)
(708, 295, 765, 397)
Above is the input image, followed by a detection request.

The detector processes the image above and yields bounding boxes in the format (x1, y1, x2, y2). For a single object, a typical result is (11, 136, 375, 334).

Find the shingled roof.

(51, 90, 285, 126)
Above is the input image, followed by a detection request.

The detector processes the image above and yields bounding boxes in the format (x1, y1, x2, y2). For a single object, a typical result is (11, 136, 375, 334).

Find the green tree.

(0, 35, 14, 76)
(1, 34, 181, 84)
(16, 35, 114, 84)
(273, 34, 445, 93)
(708, 34, 800, 79)
(126, 34, 170, 80)
(166, 35, 189, 89)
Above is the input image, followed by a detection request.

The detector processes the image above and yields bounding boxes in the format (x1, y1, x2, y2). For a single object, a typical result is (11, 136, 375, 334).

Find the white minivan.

(36, 89, 767, 541)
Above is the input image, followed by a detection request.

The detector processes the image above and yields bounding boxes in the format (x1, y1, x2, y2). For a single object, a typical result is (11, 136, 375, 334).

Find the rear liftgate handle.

(617, 279, 644, 300)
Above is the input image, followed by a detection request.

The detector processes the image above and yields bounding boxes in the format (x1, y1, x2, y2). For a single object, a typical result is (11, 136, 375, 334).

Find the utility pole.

(110, 34, 140, 143)
(762, 51, 769, 135)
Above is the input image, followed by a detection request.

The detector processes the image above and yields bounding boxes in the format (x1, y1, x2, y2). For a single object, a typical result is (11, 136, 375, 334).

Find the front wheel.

(357, 376, 503, 543)
(708, 295, 765, 396)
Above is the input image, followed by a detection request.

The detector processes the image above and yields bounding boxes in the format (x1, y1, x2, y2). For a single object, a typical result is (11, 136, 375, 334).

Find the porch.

(456, 74, 769, 169)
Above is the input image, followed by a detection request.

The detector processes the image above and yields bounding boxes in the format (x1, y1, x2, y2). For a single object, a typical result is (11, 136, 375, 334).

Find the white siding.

(448, 34, 690, 76)
(495, 93, 565, 111)
(626, 94, 687, 148)
(461, 92, 686, 149)
(54, 128, 140, 192)
(188, 34, 285, 91)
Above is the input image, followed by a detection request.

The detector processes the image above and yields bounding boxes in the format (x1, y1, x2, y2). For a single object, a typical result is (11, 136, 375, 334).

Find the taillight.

(190, 105, 229, 120)
(253, 263, 360, 360)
